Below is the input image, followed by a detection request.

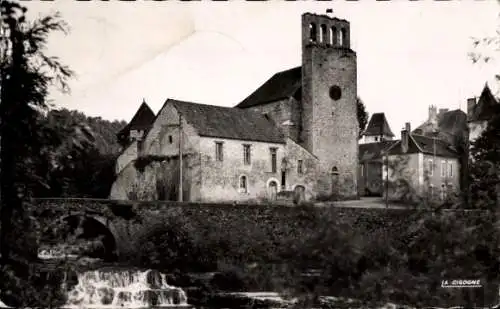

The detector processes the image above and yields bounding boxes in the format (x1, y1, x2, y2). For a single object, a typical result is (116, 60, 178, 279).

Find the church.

(110, 12, 360, 203)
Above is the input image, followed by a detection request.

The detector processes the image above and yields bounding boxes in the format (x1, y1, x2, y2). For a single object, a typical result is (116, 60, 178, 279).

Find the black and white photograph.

(1, 0, 500, 308)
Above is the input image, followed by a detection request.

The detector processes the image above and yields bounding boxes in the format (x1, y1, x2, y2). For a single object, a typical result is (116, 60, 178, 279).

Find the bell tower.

(300, 11, 358, 198)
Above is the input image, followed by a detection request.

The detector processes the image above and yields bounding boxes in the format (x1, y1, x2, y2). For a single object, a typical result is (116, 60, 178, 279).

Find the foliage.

(469, 103, 500, 210)
(124, 202, 500, 307)
(0, 2, 108, 306)
(357, 97, 369, 139)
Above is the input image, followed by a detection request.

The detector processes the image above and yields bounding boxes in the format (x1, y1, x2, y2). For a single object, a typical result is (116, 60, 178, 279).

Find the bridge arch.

(49, 213, 119, 261)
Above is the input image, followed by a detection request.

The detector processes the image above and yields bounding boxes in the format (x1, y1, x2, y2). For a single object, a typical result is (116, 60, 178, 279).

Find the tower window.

(297, 160, 304, 174)
(330, 26, 337, 46)
(168, 135, 173, 144)
(340, 28, 347, 47)
(309, 23, 317, 43)
(320, 24, 327, 43)
(338, 28, 344, 46)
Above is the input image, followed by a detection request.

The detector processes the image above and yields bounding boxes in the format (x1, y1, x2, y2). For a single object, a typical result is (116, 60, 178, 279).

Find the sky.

(24, 0, 500, 135)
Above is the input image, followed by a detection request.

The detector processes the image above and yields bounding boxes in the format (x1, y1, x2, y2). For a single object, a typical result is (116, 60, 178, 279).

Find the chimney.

(467, 98, 476, 120)
(401, 122, 410, 153)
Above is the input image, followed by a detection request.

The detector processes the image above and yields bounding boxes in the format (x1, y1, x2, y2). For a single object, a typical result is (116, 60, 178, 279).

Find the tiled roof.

(363, 113, 395, 137)
(387, 134, 459, 158)
(117, 101, 155, 137)
(359, 140, 398, 161)
(236, 66, 302, 108)
(167, 99, 285, 144)
(470, 84, 499, 122)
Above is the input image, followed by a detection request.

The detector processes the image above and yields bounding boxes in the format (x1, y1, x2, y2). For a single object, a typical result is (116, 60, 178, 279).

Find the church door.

(268, 181, 278, 201)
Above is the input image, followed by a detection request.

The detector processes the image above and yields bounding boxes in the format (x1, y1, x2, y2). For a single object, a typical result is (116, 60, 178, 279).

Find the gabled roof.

(362, 113, 395, 137)
(236, 66, 302, 108)
(470, 84, 499, 122)
(117, 100, 156, 137)
(165, 99, 285, 144)
(359, 140, 398, 161)
(387, 134, 458, 158)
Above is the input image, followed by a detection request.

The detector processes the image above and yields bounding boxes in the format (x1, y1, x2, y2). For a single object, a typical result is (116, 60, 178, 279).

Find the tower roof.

(362, 113, 395, 137)
(117, 100, 155, 138)
(469, 83, 499, 122)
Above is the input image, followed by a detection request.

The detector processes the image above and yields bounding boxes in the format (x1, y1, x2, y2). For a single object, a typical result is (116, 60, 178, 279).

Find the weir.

(63, 269, 190, 308)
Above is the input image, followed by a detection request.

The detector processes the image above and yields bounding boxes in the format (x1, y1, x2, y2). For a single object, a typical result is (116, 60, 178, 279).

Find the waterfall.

(63, 269, 190, 308)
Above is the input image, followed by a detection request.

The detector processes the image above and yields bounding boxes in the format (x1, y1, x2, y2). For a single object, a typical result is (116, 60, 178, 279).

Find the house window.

(298, 160, 304, 174)
(168, 135, 173, 144)
(239, 175, 247, 193)
(429, 185, 434, 198)
(270, 148, 277, 173)
(215, 142, 223, 161)
(374, 136, 379, 142)
(441, 160, 446, 177)
(243, 144, 251, 165)
(427, 159, 434, 176)
(448, 162, 453, 177)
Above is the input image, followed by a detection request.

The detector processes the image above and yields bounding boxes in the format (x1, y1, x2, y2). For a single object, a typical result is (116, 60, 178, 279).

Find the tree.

(0, 2, 95, 306)
(469, 105, 500, 209)
(357, 97, 368, 139)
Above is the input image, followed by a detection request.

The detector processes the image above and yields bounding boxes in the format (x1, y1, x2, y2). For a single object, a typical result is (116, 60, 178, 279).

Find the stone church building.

(110, 12, 359, 203)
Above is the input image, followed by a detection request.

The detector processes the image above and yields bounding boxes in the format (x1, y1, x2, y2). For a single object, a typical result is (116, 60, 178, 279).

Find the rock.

(97, 287, 115, 305)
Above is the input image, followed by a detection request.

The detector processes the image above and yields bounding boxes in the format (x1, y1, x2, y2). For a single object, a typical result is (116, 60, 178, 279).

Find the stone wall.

(198, 136, 286, 202)
(115, 142, 138, 175)
(244, 98, 302, 143)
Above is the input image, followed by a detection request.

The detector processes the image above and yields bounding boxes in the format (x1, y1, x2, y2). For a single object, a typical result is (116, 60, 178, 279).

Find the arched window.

(338, 28, 344, 46)
(340, 28, 347, 47)
(330, 26, 337, 46)
(320, 24, 327, 43)
(309, 23, 317, 43)
(239, 175, 247, 193)
(331, 166, 339, 175)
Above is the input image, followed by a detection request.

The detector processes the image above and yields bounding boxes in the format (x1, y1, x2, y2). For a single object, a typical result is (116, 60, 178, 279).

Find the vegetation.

(125, 203, 499, 308)
(0, 2, 123, 307)
(357, 97, 368, 139)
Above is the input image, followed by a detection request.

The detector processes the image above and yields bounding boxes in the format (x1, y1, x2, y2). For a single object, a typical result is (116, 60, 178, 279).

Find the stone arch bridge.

(30, 198, 194, 259)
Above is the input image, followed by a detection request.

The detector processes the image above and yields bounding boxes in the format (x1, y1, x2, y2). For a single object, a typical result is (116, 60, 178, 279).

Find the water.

(63, 269, 190, 308)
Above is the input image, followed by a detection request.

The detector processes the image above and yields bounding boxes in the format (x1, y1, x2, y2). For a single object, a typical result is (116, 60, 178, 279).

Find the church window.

(243, 144, 251, 165)
(309, 23, 317, 42)
(215, 142, 224, 161)
(320, 24, 327, 43)
(330, 26, 337, 46)
(270, 148, 277, 173)
(441, 160, 446, 177)
(168, 135, 173, 144)
(448, 162, 453, 177)
(297, 160, 304, 174)
(239, 175, 247, 193)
